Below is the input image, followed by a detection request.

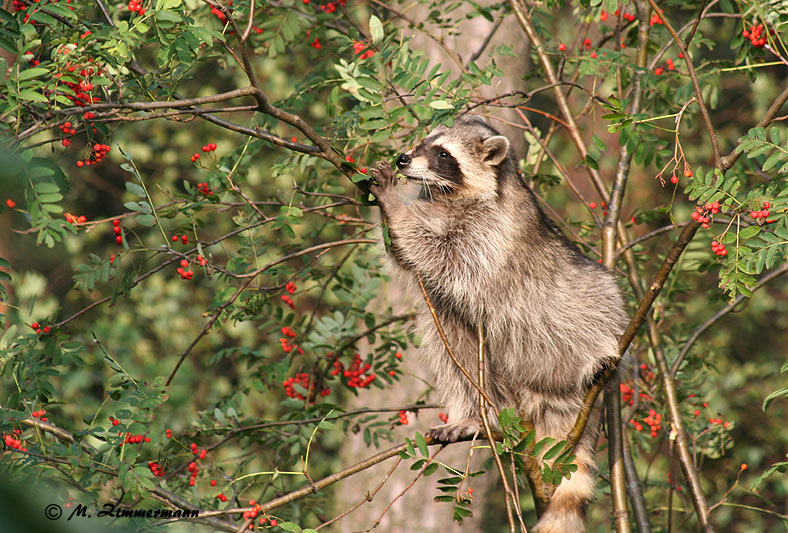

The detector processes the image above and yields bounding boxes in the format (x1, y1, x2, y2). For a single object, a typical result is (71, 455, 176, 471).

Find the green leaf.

(34, 182, 60, 194)
(278, 522, 302, 532)
(739, 226, 761, 240)
(156, 10, 182, 22)
(125, 182, 147, 198)
(18, 89, 48, 103)
(415, 432, 429, 458)
(762, 152, 785, 172)
(763, 387, 788, 411)
(18, 67, 49, 81)
(369, 15, 384, 45)
(429, 100, 453, 110)
(136, 214, 156, 227)
(543, 441, 567, 461)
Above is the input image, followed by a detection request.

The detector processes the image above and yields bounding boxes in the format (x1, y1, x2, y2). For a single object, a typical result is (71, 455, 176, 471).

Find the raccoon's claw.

(370, 161, 397, 195)
(427, 419, 482, 443)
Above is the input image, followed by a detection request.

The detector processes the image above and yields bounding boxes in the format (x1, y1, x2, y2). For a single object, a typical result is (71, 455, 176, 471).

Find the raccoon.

(370, 117, 627, 533)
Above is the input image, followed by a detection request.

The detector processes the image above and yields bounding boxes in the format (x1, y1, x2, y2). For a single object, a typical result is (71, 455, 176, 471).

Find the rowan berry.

(5, 199, 15, 208)
(558, 43, 566, 52)
(670, 174, 679, 184)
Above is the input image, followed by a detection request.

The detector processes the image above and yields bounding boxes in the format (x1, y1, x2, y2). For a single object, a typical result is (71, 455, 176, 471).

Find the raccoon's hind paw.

(370, 161, 397, 195)
(427, 418, 482, 443)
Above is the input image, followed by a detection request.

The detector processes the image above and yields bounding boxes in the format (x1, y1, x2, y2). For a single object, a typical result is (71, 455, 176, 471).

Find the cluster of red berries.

(31, 409, 48, 422)
(750, 201, 771, 220)
(743, 23, 771, 48)
(319, 0, 346, 13)
(216, 493, 228, 502)
(123, 433, 150, 444)
(59, 121, 77, 146)
(55, 59, 103, 108)
(177, 259, 195, 280)
(439, 413, 449, 423)
(588, 200, 608, 216)
(197, 182, 214, 196)
(691, 201, 719, 229)
(311, 37, 322, 49)
(187, 460, 203, 486)
(352, 41, 375, 60)
(616, 9, 636, 23)
(582, 38, 592, 50)
(109, 416, 121, 426)
(165, 428, 173, 438)
(112, 219, 123, 245)
(202, 143, 217, 153)
(398, 410, 409, 425)
(336, 353, 377, 388)
(281, 294, 295, 309)
(710, 240, 728, 256)
(619, 383, 650, 406)
(128, 0, 147, 15)
(189, 442, 207, 457)
(30, 322, 52, 335)
(243, 500, 264, 521)
(654, 58, 676, 76)
(197, 254, 208, 267)
(171, 234, 189, 244)
(4, 431, 27, 452)
(6, 199, 16, 208)
(75, 143, 111, 167)
(282, 373, 329, 401)
(65, 213, 87, 224)
(630, 409, 662, 438)
(649, 9, 664, 26)
(147, 461, 165, 477)
(285, 282, 297, 294)
(210, 5, 226, 20)
(279, 326, 304, 354)
(708, 417, 731, 428)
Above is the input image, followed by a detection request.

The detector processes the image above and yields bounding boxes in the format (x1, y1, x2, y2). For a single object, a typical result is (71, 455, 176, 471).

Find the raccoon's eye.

(437, 150, 450, 159)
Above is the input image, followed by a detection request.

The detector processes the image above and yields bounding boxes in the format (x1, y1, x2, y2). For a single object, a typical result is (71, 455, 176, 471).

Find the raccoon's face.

(395, 117, 512, 200)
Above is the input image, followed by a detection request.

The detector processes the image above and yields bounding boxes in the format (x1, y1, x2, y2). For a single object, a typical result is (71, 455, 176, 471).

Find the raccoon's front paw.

(370, 161, 397, 197)
(427, 418, 482, 443)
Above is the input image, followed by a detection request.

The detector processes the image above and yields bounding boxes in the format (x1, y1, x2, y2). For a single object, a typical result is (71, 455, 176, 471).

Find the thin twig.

(415, 273, 499, 410)
(477, 321, 521, 533)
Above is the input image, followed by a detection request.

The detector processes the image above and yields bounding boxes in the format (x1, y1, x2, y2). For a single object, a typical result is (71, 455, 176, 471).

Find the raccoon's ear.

(482, 136, 510, 166)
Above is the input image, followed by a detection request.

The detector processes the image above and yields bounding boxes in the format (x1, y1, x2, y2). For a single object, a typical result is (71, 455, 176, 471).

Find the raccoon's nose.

(396, 153, 412, 168)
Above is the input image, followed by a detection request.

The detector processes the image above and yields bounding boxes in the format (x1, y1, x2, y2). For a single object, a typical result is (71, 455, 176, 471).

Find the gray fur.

(371, 118, 626, 532)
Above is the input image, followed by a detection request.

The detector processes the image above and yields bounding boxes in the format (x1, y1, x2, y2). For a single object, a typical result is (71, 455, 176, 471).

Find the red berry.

(31, 322, 39, 329)
(5, 199, 16, 208)
(115, 236, 123, 244)
(670, 174, 679, 184)
(181, 235, 188, 244)
(590, 51, 597, 58)
(558, 43, 566, 52)
(684, 169, 693, 177)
